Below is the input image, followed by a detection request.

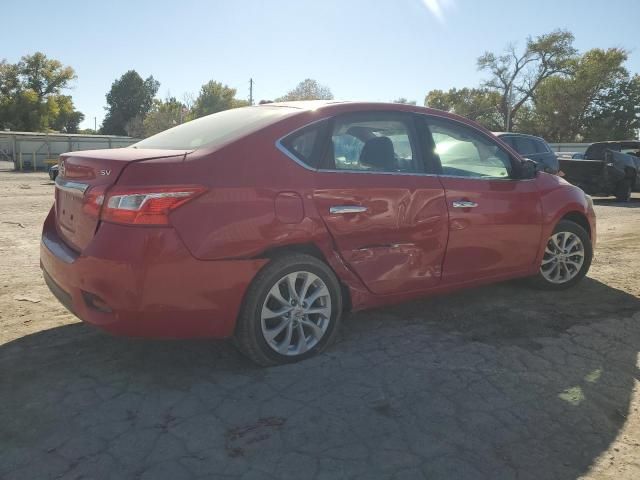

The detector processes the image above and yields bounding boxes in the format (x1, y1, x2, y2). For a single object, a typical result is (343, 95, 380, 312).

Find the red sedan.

(41, 101, 596, 365)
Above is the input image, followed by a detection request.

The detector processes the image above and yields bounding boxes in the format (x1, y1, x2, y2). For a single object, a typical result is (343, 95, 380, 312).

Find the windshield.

(132, 106, 298, 150)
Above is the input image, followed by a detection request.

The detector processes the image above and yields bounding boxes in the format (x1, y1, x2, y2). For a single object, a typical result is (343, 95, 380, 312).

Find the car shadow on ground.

(1, 278, 638, 479)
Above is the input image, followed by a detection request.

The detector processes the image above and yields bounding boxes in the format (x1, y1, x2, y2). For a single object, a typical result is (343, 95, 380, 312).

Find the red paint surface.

(41, 102, 596, 339)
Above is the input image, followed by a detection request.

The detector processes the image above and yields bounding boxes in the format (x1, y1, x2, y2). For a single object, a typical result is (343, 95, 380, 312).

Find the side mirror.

(520, 158, 539, 179)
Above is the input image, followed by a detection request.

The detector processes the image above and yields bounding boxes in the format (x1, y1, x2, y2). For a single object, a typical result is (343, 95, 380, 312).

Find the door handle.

(329, 205, 368, 214)
(452, 200, 478, 208)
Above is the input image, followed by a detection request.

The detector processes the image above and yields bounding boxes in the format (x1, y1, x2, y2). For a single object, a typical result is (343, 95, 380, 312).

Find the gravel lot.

(1, 169, 639, 480)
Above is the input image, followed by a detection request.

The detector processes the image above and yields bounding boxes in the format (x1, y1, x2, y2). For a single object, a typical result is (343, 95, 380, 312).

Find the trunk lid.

(54, 148, 187, 251)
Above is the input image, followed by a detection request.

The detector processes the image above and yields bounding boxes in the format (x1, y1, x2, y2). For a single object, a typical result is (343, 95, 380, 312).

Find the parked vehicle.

(559, 141, 640, 201)
(48, 164, 59, 180)
(493, 132, 559, 174)
(556, 152, 585, 160)
(41, 101, 596, 365)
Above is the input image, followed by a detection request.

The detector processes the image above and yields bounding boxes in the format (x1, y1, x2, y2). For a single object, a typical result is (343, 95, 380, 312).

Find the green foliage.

(521, 48, 634, 141)
(0, 52, 82, 132)
(276, 79, 333, 101)
(427, 31, 639, 142)
(582, 74, 640, 141)
(49, 95, 85, 133)
(190, 81, 247, 120)
(425, 88, 502, 130)
(20, 52, 76, 100)
(143, 97, 187, 136)
(101, 70, 160, 136)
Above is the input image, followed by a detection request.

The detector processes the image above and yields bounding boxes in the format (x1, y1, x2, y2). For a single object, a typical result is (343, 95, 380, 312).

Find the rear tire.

(235, 253, 343, 366)
(615, 179, 632, 202)
(529, 220, 592, 290)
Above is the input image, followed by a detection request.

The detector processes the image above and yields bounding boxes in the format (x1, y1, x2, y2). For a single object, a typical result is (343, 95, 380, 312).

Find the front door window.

(427, 117, 513, 179)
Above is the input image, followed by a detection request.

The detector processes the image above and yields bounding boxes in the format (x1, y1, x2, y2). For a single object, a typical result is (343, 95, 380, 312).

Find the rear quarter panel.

(115, 110, 377, 309)
(167, 119, 330, 260)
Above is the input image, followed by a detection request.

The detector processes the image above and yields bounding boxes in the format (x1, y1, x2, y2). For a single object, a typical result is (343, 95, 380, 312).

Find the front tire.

(530, 220, 592, 290)
(235, 253, 343, 366)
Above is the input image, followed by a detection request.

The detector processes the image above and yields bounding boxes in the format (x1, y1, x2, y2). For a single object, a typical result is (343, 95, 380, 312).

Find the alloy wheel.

(540, 231, 585, 284)
(260, 271, 332, 356)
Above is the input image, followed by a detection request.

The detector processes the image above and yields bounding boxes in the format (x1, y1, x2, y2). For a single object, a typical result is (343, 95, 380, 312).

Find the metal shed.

(0, 131, 138, 171)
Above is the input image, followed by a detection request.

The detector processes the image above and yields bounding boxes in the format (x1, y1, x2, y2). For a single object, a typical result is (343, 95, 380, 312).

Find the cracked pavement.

(1, 172, 639, 479)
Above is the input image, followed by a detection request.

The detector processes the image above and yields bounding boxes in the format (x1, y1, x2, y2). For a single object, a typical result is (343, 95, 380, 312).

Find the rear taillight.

(83, 185, 106, 219)
(99, 186, 205, 225)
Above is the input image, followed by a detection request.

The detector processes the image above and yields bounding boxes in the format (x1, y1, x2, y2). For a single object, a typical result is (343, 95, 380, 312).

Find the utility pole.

(505, 84, 514, 132)
(249, 78, 254, 106)
(94, 117, 97, 132)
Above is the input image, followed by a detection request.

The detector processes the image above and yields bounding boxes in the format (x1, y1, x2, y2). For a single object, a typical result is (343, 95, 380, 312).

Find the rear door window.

(322, 113, 422, 173)
(280, 122, 327, 168)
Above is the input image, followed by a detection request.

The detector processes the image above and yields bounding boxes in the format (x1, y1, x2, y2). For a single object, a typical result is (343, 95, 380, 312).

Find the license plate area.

(55, 178, 90, 236)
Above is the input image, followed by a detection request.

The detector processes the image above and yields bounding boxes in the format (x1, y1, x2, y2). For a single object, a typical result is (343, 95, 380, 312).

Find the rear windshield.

(585, 143, 615, 160)
(132, 106, 297, 150)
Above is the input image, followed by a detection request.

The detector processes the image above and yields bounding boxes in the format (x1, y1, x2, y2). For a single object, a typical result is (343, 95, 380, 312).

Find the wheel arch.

(257, 243, 353, 311)
(560, 211, 591, 238)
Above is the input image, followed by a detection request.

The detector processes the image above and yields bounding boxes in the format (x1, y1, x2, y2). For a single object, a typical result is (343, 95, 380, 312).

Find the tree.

(0, 52, 82, 132)
(478, 29, 577, 131)
(49, 95, 84, 133)
(20, 52, 76, 102)
(583, 74, 640, 141)
(0, 60, 20, 97)
(523, 48, 630, 141)
(276, 79, 333, 101)
(393, 98, 417, 105)
(143, 97, 187, 136)
(101, 70, 159, 135)
(190, 80, 248, 119)
(425, 88, 503, 130)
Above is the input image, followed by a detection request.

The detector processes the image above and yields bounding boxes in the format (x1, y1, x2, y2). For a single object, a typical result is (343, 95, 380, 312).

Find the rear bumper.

(40, 207, 267, 339)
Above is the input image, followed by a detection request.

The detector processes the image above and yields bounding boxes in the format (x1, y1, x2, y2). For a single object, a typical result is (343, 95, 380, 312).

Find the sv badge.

(100, 169, 112, 176)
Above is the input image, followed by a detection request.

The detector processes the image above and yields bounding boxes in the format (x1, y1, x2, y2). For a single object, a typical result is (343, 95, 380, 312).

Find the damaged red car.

(41, 101, 596, 365)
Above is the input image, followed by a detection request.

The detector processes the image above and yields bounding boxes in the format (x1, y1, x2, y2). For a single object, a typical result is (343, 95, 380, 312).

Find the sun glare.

(421, 0, 455, 23)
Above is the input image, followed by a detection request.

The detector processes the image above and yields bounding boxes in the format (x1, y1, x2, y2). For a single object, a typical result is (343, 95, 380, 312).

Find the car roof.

(260, 100, 348, 110)
(492, 132, 545, 141)
(257, 100, 496, 135)
(589, 140, 640, 146)
(256, 100, 466, 116)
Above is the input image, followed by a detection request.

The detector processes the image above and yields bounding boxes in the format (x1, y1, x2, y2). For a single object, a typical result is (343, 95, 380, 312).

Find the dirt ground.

(1, 169, 639, 480)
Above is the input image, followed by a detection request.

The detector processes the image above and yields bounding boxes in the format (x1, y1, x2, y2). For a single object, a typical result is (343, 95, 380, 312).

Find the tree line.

(425, 29, 640, 142)
(1, 29, 638, 141)
(0, 53, 334, 137)
(101, 76, 335, 137)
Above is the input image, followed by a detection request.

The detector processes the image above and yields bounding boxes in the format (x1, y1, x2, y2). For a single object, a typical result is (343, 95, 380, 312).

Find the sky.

(4, 0, 640, 129)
